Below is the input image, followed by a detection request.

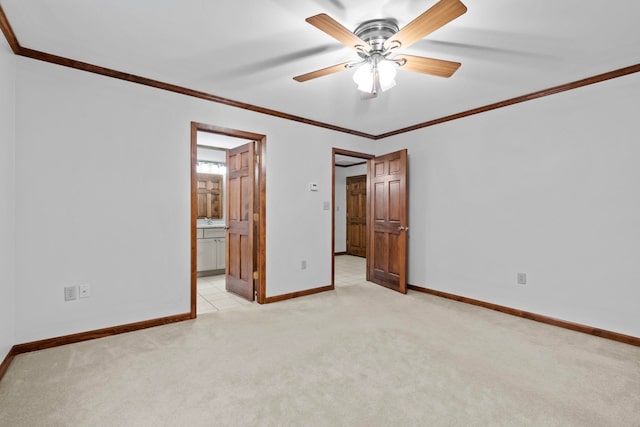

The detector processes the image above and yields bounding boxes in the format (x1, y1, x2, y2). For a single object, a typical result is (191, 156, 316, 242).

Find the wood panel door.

(346, 175, 367, 257)
(367, 149, 408, 294)
(196, 173, 222, 219)
(226, 143, 255, 301)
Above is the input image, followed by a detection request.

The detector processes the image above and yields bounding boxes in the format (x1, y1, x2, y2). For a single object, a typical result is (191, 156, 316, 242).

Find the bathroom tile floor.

(196, 255, 367, 315)
(197, 274, 254, 315)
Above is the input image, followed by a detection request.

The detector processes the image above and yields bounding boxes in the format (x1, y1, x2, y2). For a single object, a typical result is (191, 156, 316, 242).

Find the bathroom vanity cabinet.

(197, 227, 226, 273)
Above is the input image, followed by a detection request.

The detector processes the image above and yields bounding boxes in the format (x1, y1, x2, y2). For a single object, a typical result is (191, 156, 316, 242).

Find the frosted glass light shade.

(353, 63, 374, 92)
(377, 60, 397, 92)
(352, 59, 397, 93)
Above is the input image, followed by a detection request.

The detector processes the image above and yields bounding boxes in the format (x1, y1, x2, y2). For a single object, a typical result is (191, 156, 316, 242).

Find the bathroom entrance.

(190, 122, 266, 316)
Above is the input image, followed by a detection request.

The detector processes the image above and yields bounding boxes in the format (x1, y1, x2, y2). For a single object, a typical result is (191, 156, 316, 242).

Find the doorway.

(332, 148, 374, 287)
(190, 122, 267, 318)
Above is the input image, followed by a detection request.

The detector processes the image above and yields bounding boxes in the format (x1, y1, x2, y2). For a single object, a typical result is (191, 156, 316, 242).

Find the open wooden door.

(346, 175, 367, 257)
(226, 143, 255, 301)
(367, 149, 408, 294)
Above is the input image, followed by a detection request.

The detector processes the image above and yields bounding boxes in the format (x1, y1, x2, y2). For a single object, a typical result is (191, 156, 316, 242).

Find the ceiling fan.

(293, 0, 467, 96)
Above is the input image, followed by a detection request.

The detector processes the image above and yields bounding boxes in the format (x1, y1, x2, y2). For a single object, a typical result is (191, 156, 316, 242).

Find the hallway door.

(346, 175, 367, 257)
(367, 149, 408, 294)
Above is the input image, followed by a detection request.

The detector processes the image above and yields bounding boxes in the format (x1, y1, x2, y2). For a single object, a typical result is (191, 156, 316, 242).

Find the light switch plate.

(64, 286, 77, 301)
(517, 273, 526, 285)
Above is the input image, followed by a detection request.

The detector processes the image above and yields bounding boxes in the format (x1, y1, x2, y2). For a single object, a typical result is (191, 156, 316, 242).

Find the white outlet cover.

(79, 284, 91, 298)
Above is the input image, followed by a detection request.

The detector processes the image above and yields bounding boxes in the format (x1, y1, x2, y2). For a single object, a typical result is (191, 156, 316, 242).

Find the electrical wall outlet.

(301, 260, 307, 270)
(64, 286, 77, 301)
(517, 273, 527, 285)
(79, 284, 91, 298)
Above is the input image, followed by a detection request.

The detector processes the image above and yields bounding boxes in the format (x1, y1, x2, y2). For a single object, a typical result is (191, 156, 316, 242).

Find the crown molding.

(16, 46, 377, 139)
(375, 64, 640, 139)
(0, 3, 19, 53)
(1, 5, 638, 140)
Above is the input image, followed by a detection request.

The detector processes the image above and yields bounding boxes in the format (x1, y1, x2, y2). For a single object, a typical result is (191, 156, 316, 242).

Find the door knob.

(398, 226, 408, 231)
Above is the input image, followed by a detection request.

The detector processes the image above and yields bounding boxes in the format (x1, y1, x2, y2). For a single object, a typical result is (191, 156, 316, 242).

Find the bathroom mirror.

(196, 147, 227, 220)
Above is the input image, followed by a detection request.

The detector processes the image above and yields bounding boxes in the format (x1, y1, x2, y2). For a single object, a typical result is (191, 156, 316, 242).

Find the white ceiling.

(197, 131, 249, 149)
(2, 0, 639, 135)
(335, 154, 367, 166)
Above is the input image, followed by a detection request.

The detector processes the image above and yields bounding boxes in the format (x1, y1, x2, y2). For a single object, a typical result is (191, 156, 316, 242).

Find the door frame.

(191, 122, 267, 317)
(331, 148, 375, 286)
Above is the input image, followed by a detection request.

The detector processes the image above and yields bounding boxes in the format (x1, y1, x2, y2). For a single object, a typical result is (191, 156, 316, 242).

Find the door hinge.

(253, 271, 259, 280)
(253, 213, 259, 221)
(255, 155, 259, 163)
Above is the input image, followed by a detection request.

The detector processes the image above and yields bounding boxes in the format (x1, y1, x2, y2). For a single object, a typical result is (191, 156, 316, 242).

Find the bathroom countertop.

(196, 220, 226, 229)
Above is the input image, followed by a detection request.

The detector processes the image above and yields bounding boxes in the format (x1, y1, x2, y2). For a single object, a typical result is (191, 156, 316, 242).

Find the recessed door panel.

(228, 233, 240, 278)
(374, 182, 386, 222)
(389, 180, 401, 222)
(388, 233, 400, 275)
(241, 175, 251, 221)
(389, 158, 401, 174)
(374, 231, 388, 272)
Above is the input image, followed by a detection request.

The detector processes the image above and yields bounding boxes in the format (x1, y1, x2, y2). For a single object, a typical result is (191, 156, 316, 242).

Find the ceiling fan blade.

(385, 0, 467, 50)
(306, 14, 371, 52)
(293, 62, 350, 82)
(395, 54, 461, 77)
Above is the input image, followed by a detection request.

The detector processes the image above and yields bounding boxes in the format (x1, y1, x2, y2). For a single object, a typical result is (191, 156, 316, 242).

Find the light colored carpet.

(1, 281, 639, 426)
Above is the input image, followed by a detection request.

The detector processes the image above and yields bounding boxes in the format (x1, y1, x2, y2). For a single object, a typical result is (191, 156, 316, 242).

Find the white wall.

(9, 51, 639, 345)
(0, 41, 16, 359)
(196, 147, 227, 163)
(378, 73, 640, 337)
(14, 58, 373, 343)
(334, 163, 367, 253)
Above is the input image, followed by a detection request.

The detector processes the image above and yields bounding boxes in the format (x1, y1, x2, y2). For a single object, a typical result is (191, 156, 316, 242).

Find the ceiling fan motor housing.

(354, 19, 399, 56)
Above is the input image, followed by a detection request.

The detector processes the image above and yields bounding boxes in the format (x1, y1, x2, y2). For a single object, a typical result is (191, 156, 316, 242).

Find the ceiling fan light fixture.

(353, 58, 397, 94)
(295, 1, 468, 94)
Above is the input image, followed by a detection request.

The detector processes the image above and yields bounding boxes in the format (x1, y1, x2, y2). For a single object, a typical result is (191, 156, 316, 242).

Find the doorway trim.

(331, 148, 375, 286)
(191, 122, 267, 316)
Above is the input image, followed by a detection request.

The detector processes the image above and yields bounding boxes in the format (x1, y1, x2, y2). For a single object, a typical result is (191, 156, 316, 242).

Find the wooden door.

(367, 149, 408, 294)
(196, 173, 222, 219)
(226, 143, 255, 301)
(346, 175, 367, 257)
